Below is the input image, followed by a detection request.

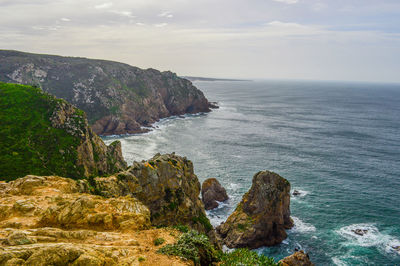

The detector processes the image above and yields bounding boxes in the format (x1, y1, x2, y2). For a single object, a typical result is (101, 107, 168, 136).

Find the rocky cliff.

(217, 171, 293, 249)
(86, 153, 218, 245)
(0, 50, 214, 135)
(0, 82, 127, 181)
(0, 175, 189, 265)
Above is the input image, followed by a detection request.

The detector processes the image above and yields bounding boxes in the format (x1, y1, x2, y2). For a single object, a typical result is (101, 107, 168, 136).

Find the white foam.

(291, 188, 310, 198)
(336, 223, 400, 256)
(290, 216, 316, 233)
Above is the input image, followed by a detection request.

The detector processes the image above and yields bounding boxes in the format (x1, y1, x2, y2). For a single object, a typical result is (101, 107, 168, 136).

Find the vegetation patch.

(192, 213, 213, 232)
(154, 238, 165, 246)
(0, 82, 85, 181)
(220, 248, 278, 266)
(158, 230, 219, 266)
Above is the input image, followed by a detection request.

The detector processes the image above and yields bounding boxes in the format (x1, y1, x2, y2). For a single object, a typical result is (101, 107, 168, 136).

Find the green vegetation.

(220, 248, 279, 266)
(172, 224, 189, 233)
(0, 82, 85, 181)
(154, 237, 165, 246)
(138, 256, 145, 262)
(192, 213, 213, 232)
(158, 230, 219, 265)
(159, 230, 278, 265)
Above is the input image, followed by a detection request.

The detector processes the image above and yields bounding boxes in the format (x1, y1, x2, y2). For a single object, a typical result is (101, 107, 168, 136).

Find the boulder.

(279, 250, 314, 266)
(201, 178, 228, 210)
(216, 171, 293, 249)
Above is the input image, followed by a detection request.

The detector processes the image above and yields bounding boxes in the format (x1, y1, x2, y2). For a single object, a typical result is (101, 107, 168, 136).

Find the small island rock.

(216, 170, 293, 249)
(201, 178, 229, 210)
(279, 250, 315, 266)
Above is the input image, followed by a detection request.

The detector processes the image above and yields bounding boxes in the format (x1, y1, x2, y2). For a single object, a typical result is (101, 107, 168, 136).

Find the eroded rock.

(201, 178, 228, 210)
(279, 250, 315, 266)
(216, 171, 293, 249)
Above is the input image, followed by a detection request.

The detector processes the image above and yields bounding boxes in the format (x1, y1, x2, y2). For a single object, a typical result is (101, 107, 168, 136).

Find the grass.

(0, 82, 85, 181)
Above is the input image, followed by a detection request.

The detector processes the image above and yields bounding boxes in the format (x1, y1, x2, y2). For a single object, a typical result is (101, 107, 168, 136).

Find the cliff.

(0, 50, 214, 135)
(0, 82, 127, 181)
(0, 175, 189, 265)
(87, 153, 218, 245)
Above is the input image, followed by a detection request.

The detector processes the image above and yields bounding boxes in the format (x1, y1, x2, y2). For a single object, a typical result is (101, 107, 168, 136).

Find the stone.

(279, 250, 314, 266)
(201, 178, 228, 210)
(352, 229, 368, 236)
(5, 231, 36, 246)
(292, 190, 301, 196)
(216, 171, 293, 249)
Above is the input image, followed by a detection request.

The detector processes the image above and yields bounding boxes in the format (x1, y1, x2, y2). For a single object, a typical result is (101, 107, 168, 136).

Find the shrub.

(154, 238, 165, 246)
(220, 248, 278, 266)
(158, 230, 219, 265)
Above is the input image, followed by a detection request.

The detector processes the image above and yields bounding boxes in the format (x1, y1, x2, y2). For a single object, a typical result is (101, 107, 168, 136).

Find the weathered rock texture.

(0, 82, 127, 181)
(91, 154, 214, 236)
(0, 50, 214, 135)
(216, 171, 293, 249)
(279, 250, 315, 266)
(201, 178, 229, 210)
(0, 175, 190, 266)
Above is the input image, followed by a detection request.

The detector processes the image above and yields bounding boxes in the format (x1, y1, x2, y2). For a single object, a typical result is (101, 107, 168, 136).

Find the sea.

(104, 80, 400, 265)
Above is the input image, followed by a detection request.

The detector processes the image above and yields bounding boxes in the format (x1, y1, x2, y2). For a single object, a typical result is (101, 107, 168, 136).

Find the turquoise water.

(104, 80, 400, 265)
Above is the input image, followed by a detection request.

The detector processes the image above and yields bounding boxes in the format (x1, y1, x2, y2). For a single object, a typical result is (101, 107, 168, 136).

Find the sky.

(1, 0, 400, 82)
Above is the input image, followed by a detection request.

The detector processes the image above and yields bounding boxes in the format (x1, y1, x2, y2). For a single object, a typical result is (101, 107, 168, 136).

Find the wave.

(290, 216, 316, 233)
(290, 188, 310, 198)
(336, 223, 400, 256)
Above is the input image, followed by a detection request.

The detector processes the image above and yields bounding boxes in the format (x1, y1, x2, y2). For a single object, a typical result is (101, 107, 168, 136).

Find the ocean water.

(104, 80, 400, 265)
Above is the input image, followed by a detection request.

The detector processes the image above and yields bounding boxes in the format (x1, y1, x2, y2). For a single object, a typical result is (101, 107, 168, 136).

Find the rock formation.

(279, 250, 315, 266)
(0, 82, 127, 181)
(201, 178, 229, 210)
(0, 175, 189, 265)
(216, 171, 293, 249)
(0, 50, 215, 135)
(91, 154, 215, 236)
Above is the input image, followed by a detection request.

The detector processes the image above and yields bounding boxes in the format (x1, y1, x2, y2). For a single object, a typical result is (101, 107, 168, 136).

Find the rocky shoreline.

(0, 81, 314, 265)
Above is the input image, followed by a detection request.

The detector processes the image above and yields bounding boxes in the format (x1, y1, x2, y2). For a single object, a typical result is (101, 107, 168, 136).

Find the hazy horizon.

(1, 0, 400, 83)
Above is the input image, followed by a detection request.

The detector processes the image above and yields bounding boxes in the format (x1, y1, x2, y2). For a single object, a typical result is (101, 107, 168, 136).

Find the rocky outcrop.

(0, 50, 215, 135)
(216, 171, 293, 249)
(92, 154, 214, 236)
(0, 175, 189, 265)
(279, 250, 315, 266)
(201, 178, 228, 210)
(0, 82, 127, 181)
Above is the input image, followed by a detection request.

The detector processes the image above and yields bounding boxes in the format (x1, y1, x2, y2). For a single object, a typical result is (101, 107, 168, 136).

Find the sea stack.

(201, 178, 229, 210)
(216, 170, 293, 249)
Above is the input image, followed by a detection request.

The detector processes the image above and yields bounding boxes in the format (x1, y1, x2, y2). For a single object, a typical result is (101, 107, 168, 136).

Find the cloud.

(136, 22, 145, 26)
(95, 2, 113, 9)
(112, 10, 135, 18)
(154, 23, 168, 27)
(272, 0, 298, 4)
(60, 18, 71, 22)
(158, 11, 173, 18)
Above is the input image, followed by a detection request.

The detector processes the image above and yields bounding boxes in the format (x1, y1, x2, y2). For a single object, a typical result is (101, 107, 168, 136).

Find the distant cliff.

(0, 82, 127, 181)
(0, 50, 214, 135)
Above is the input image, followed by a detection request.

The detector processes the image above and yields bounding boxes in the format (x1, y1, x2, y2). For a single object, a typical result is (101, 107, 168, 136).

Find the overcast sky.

(1, 0, 400, 82)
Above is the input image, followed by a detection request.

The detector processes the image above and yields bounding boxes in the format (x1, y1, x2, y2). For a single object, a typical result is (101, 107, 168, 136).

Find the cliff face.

(0, 50, 213, 135)
(0, 82, 127, 181)
(90, 154, 215, 237)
